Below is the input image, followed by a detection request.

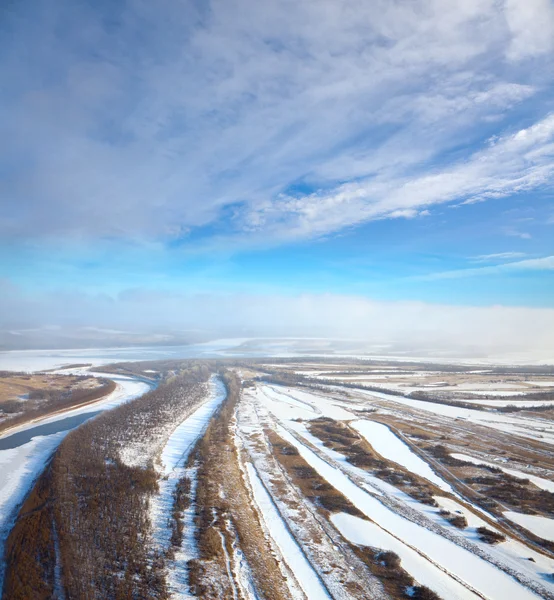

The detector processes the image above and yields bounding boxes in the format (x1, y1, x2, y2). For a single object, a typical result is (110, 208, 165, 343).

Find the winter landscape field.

(3, 0, 554, 598)
(1, 350, 554, 599)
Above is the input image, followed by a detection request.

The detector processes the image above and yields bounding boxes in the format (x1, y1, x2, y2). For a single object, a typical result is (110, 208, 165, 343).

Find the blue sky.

(1, 0, 554, 355)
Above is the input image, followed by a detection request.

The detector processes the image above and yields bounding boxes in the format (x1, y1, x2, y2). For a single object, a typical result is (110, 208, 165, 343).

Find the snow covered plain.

(245, 463, 331, 600)
(275, 424, 544, 600)
(503, 512, 554, 543)
(250, 380, 554, 599)
(3, 354, 554, 599)
(352, 388, 554, 445)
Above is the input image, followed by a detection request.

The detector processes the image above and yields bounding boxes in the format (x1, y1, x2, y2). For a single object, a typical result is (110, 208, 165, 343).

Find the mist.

(1, 281, 553, 363)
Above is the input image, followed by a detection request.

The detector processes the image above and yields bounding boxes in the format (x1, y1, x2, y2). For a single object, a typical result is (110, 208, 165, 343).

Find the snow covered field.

(351, 420, 455, 494)
(273, 423, 545, 600)
(3, 355, 554, 599)
(352, 388, 554, 445)
(451, 453, 554, 494)
(503, 512, 554, 543)
(247, 378, 554, 599)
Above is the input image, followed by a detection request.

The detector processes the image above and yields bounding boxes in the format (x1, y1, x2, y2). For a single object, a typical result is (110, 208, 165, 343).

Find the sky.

(1, 0, 554, 358)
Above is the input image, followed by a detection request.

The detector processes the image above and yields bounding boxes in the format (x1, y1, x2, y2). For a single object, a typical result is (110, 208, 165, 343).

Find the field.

(0, 371, 116, 433)
(2, 357, 554, 599)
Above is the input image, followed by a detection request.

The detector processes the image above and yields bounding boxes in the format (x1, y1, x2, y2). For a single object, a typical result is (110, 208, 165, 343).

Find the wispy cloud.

(237, 114, 554, 242)
(1, 0, 553, 248)
(472, 252, 527, 262)
(503, 227, 533, 240)
(417, 255, 554, 281)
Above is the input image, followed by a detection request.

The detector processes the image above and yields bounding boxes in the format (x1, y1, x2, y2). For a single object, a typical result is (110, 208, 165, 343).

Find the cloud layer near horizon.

(1, 281, 553, 361)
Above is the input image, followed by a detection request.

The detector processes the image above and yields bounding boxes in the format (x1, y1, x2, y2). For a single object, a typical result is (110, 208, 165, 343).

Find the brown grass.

(188, 372, 292, 600)
(0, 375, 116, 434)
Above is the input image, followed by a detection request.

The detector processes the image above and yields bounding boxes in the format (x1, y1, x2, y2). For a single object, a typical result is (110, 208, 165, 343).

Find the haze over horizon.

(2, 0, 554, 360)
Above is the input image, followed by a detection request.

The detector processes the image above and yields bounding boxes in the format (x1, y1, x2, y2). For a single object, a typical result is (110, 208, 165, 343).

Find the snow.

(331, 512, 480, 600)
(433, 497, 489, 529)
(461, 391, 531, 398)
(351, 420, 455, 494)
(275, 425, 544, 600)
(256, 386, 317, 422)
(260, 385, 354, 421)
(148, 376, 227, 598)
(458, 397, 554, 406)
(150, 377, 226, 549)
(504, 512, 554, 542)
(157, 377, 226, 478)
(244, 462, 332, 600)
(227, 519, 260, 600)
(451, 453, 554, 494)
(354, 388, 554, 445)
(452, 382, 529, 391)
(0, 373, 151, 590)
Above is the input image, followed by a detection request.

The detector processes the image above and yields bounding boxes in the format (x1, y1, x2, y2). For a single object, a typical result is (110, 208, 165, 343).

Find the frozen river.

(0, 372, 153, 590)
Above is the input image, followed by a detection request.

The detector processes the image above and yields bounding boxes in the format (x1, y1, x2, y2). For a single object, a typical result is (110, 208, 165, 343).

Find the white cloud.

(472, 252, 527, 262)
(0, 0, 553, 246)
(237, 114, 554, 242)
(503, 0, 554, 60)
(417, 255, 554, 280)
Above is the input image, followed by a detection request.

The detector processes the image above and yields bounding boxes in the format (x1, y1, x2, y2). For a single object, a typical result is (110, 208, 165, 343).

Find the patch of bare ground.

(188, 372, 292, 600)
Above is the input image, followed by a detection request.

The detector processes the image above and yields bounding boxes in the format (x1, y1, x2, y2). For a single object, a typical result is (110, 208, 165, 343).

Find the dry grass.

(0, 375, 115, 434)
(307, 418, 441, 506)
(267, 428, 364, 517)
(0, 373, 101, 402)
(189, 373, 292, 600)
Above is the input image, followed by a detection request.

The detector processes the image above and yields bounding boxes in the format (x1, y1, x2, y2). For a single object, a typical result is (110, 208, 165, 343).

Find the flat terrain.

(0, 372, 115, 433)
(2, 358, 554, 600)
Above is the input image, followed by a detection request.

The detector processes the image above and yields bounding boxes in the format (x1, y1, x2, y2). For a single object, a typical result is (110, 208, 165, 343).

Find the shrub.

(412, 585, 442, 600)
(448, 514, 468, 529)
(477, 526, 506, 544)
(377, 551, 401, 569)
